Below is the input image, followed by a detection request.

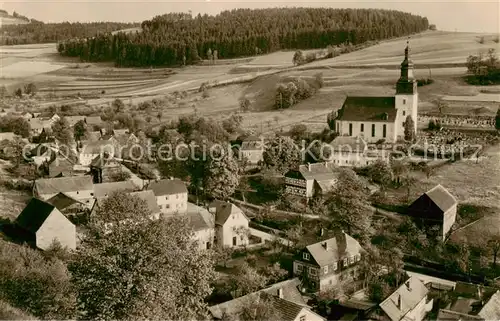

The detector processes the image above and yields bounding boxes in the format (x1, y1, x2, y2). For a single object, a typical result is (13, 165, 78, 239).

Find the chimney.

(308, 163, 311, 171)
(397, 294, 402, 310)
(478, 285, 483, 300)
(277, 288, 284, 299)
(208, 206, 217, 214)
(324, 161, 329, 168)
(322, 241, 329, 251)
(320, 227, 325, 236)
(405, 280, 411, 292)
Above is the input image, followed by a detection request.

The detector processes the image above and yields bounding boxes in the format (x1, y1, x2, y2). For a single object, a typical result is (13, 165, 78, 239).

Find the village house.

(408, 184, 458, 241)
(376, 276, 433, 321)
(46, 192, 87, 217)
(209, 278, 324, 321)
(89, 153, 122, 183)
(14, 198, 77, 250)
(28, 144, 56, 166)
(186, 203, 215, 250)
(33, 176, 94, 206)
(327, 136, 379, 167)
(45, 156, 75, 178)
(48, 113, 60, 125)
(293, 230, 363, 292)
(28, 118, 51, 136)
(78, 140, 115, 166)
(147, 179, 188, 215)
(284, 162, 340, 200)
(239, 135, 264, 165)
(333, 43, 417, 143)
(209, 201, 250, 248)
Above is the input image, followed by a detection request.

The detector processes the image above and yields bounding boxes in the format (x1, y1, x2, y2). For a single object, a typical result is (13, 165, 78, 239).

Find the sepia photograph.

(0, 0, 499, 320)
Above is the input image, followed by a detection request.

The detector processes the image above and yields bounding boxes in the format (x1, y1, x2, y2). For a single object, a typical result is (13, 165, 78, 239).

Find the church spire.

(396, 38, 417, 94)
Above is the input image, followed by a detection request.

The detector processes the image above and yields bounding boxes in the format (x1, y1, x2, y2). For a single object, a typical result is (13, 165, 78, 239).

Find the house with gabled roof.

(408, 184, 458, 241)
(209, 201, 250, 248)
(209, 278, 324, 321)
(327, 136, 378, 167)
(93, 180, 137, 199)
(14, 198, 77, 250)
(46, 192, 87, 216)
(239, 135, 264, 165)
(33, 176, 94, 206)
(333, 44, 417, 143)
(377, 276, 432, 321)
(78, 140, 115, 166)
(147, 179, 188, 215)
(84, 116, 103, 129)
(293, 230, 363, 292)
(89, 153, 121, 183)
(187, 202, 215, 250)
(284, 162, 340, 199)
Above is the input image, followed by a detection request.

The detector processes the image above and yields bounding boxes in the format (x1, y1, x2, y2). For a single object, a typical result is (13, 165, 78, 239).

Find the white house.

(78, 140, 115, 166)
(239, 135, 264, 165)
(186, 203, 215, 250)
(334, 43, 418, 143)
(33, 176, 94, 207)
(147, 179, 188, 215)
(209, 201, 250, 248)
(327, 136, 381, 167)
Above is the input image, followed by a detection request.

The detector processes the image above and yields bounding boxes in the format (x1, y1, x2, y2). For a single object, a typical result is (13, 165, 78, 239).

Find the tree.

(225, 262, 268, 297)
(292, 50, 305, 66)
(109, 170, 131, 182)
(23, 83, 37, 96)
(404, 115, 415, 142)
(262, 136, 302, 174)
(0, 85, 7, 99)
(239, 97, 251, 112)
(367, 160, 393, 187)
(51, 117, 73, 145)
(487, 235, 500, 267)
(496, 107, 500, 130)
(14, 88, 22, 98)
(289, 124, 309, 142)
(325, 168, 372, 238)
(391, 159, 408, 186)
(69, 192, 216, 320)
(236, 294, 283, 321)
(203, 149, 240, 200)
(6, 117, 30, 137)
(73, 119, 87, 141)
(112, 98, 125, 113)
(429, 24, 437, 30)
(260, 262, 288, 284)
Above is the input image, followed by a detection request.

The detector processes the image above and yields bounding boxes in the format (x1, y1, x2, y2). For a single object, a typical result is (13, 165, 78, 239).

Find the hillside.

(57, 8, 429, 67)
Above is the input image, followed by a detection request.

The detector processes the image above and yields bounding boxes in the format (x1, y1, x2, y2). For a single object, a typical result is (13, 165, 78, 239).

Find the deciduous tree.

(51, 117, 73, 145)
(262, 136, 302, 174)
(404, 115, 415, 142)
(69, 192, 216, 320)
(73, 119, 87, 141)
(203, 149, 240, 200)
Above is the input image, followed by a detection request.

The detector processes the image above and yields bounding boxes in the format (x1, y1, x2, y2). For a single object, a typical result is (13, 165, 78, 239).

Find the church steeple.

(396, 38, 417, 94)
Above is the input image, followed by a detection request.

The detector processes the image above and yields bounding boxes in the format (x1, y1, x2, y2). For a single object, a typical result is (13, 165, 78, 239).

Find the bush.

(417, 78, 434, 87)
(202, 89, 210, 98)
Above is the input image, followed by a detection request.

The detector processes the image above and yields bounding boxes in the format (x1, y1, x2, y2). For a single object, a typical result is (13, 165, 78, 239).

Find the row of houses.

(26, 113, 104, 136)
(15, 175, 251, 252)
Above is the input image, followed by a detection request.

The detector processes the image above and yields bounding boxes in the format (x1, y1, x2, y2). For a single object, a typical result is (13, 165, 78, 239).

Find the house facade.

(78, 140, 115, 166)
(239, 136, 264, 165)
(293, 231, 363, 292)
(187, 203, 215, 250)
(333, 43, 418, 143)
(209, 201, 250, 248)
(327, 136, 379, 167)
(147, 179, 188, 215)
(408, 184, 458, 241)
(15, 198, 77, 250)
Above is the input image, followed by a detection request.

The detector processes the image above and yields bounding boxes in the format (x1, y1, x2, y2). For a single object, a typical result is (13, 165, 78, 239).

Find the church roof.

(337, 96, 397, 122)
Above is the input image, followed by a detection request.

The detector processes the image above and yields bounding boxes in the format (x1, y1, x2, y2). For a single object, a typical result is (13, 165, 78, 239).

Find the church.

(333, 42, 418, 143)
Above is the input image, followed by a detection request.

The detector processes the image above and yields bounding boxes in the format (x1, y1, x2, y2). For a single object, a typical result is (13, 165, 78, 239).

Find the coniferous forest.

(57, 8, 429, 67)
(0, 21, 140, 45)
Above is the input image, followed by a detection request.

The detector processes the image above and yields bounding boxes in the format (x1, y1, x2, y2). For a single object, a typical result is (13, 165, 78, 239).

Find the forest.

(55, 8, 429, 67)
(0, 21, 139, 45)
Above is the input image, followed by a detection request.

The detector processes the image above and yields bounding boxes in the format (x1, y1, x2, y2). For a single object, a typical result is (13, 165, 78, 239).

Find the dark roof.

(48, 157, 74, 177)
(15, 198, 56, 233)
(424, 184, 457, 213)
(209, 200, 249, 226)
(46, 192, 84, 211)
(148, 179, 187, 196)
(337, 96, 397, 122)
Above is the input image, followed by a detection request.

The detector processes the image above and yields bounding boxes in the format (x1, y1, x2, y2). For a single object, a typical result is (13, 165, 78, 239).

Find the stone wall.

(418, 114, 496, 129)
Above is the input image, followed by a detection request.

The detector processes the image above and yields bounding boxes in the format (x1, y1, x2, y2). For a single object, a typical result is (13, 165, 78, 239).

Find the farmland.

(0, 30, 499, 132)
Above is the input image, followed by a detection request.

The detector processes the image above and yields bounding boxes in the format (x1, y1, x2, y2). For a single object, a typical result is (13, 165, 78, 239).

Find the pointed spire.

(405, 37, 410, 59)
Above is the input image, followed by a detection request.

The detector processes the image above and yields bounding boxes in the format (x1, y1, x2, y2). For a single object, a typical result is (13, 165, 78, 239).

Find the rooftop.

(15, 198, 58, 233)
(209, 200, 249, 226)
(305, 231, 363, 267)
(379, 276, 429, 321)
(424, 184, 458, 213)
(35, 176, 93, 195)
(129, 190, 161, 215)
(336, 96, 397, 122)
(46, 192, 85, 211)
(93, 181, 137, 199)
(186, 203, 215, 231)
(148, 179, 187, 196)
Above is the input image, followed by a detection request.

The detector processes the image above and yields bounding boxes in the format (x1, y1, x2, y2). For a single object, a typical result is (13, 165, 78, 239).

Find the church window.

(383, 125, 387, 138)
(360, 124, 364, 132)
(371, 124, 375, 137)
(403, 110, 406, 116)
(349, 123, 353, 136)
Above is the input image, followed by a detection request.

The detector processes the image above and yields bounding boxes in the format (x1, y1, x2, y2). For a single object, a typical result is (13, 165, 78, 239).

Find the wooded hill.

(0, 21, 140, 45)
(56, 8, 429, 67)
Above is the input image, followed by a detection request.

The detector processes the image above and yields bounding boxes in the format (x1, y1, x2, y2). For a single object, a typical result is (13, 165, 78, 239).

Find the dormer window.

(303, 252, 310, 261)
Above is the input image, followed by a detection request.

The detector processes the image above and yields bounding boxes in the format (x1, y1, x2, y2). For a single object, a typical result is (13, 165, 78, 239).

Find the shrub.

(202, 89, 210, 98)
(417, 78, 434, 87)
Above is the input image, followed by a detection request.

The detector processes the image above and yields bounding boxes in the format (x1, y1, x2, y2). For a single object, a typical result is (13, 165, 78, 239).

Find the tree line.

(56, 8, 429, 67)
(0, 21, 139, 45)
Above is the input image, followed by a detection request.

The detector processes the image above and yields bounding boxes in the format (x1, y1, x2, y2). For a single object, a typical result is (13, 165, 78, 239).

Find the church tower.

(395, 40, 418, 138)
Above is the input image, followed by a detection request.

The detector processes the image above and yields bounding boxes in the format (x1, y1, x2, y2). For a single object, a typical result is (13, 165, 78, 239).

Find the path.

(249, 228, 292, 247)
